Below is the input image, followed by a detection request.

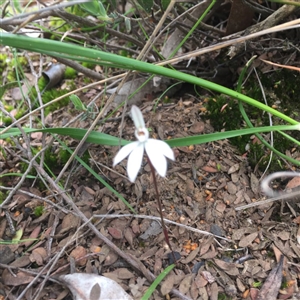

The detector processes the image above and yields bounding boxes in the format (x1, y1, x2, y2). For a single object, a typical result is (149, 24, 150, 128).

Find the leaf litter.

(2, 3, 300, 298)
(2, 95, 300, 300)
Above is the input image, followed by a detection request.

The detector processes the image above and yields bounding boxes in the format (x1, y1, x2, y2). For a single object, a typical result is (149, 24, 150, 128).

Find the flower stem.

(146, 155, 177, 264)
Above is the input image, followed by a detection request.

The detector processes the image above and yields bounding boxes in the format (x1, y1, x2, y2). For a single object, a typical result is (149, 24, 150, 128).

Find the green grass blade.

(2, 125, 300, 147)
(1, 127, 129, 146)
(0, 33, 298, 125)
(141, 264, 175, 300)
(2, 125, 300, 148)
(0, 173, 36, 179)
(165, 124, 300, 147)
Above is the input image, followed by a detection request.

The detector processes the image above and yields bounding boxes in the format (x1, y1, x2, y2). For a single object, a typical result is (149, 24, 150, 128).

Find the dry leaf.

(60, 273, 133, 300)
(29, 247, 47, 265)
(179, 274, 194, 294)
(239, 232, 258, 248)
(139, 221, 162, 240)
(3, 269, 34, 286)
(103, 251, 119, 266)
(228, 163, 240, 174)
(60, 213, 80, 234)
(107, 227, 123, 240)
(124, 227, 135, 246)
(256, 255, 284, 300)
(24, 225, 41, 247)
(250, 173, 260, 195)
(181, 247, 200, 264)
(70, 246, 87, 266)
(201, 271, 215, 284)
(160, 273, 175, 296)
(112, 268, 135, 280)
(213, 259, 239, 276)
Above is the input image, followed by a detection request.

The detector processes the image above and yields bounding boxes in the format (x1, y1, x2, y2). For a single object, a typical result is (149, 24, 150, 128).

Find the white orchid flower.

(113, 105, 175, 182)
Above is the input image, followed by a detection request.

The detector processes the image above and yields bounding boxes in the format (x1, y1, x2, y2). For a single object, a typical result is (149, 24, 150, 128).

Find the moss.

(44, 148, 59, 167)
(205, 69, 300, 171)
(205, 95, 251, 153)
(0, 53, 28, 83)
(18, 161, 37, 177)
(246, 69, 300, 121)
(49, 18, 72, 39)
(217, 293, 231, 300)
(83, 77, 92, 84)
(0, 190, 6, 204)
(38, 76, 48, 90)
(14, 109, 26, 120)
(58, 148, 71, 165)
(2, 108, 26, 126)
(4, 104, 14, 112)
(252, 281, 262, 288)
(29, 78, 75, 115)
(81, 62, 96, 69)
(281, 277, 289, 289)
(34, 206, 44, 217)
(3, 116, 12, 125)
(49, 5, 91, 40)
(43, 89, 70, 115)
(64, 67, 77, 79)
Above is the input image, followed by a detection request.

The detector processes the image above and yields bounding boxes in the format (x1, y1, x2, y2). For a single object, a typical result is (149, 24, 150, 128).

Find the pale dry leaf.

(10, 255, 31, 268)
(272, 245, 286, 269)
(189, 121, 205, 134)
(59, 273, 133, 300)
(107, 77, 171, 105)
(201, 271, 215, 284)
(139, 221, 162, 240)
(198, 286, 209, 300)
(140, 246, 158, 260)
(232, 227, 257, 240)
(190, 281, 199, 299)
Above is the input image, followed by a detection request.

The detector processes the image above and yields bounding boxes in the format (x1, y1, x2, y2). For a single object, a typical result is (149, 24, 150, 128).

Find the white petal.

(148, 139, 175, 160)
(145, 140, 168, 177)
(113, 142, 139, 166)
(127, 143, 144, 182)
(131, 105, 145, 129)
